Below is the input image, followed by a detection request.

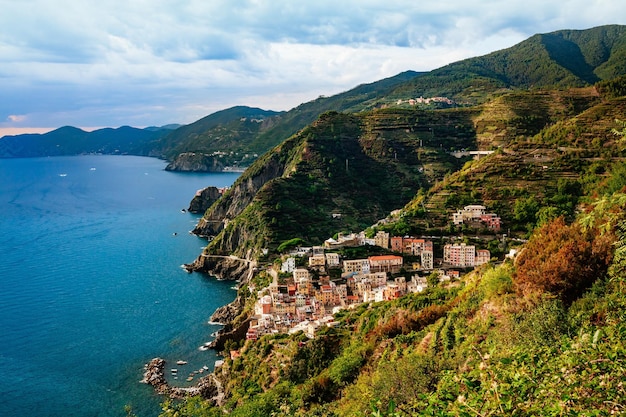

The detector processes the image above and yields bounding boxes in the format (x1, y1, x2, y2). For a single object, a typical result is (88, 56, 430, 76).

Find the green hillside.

(392, 87, 625, 237)
(154, 106, 283, 164)
(153, 72, 421, 164)
(190, 79, 623, 264)
(160, 25, 626, 168)
(386, 25, 626, 105)
(191, 108, 474, 260)
(162, 91, 626, 414)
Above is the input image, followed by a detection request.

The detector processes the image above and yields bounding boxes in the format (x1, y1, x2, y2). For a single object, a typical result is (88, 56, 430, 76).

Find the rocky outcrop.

(165, 152, 225, 172)
(210, 295, 246, 324)
(184, 253, 254, 278)
(188, 186, 222, 214)
(207, 317, 252, 352)
(141, 357, 221, 402)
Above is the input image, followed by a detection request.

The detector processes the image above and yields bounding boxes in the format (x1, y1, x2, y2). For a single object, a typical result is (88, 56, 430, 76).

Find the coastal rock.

(188, 186, 222, 214)
(208, 317, 252, 352)
(141, 358, 170, 395)
(185, 252, 254, 280)
(165, 152, 225, 172)
(211, 295, 245, 323)
(141, 357, 222, 402)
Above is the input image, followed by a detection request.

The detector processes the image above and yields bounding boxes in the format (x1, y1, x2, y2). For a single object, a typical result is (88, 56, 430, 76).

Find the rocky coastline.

(141, 358, 223, 403)
(185, 255, 256, 349)
(142, 177, 259, 404)
(144, 254, 253, 403)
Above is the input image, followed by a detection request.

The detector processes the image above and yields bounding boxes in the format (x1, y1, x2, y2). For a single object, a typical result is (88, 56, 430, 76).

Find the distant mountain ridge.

(0, 125, 178, 158)
(149, 72, 420, 164)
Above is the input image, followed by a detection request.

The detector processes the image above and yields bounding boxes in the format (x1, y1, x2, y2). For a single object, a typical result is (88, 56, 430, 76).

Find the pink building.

(443, 243, 475, 267)
(480, 213, 501, 231)
(475, 249, 491, 266)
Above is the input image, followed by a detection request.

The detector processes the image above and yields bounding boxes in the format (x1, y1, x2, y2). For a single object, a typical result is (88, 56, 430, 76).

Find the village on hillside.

(244, 204, 506, 342)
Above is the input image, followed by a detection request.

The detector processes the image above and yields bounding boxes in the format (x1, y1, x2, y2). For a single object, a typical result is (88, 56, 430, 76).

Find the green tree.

(427, 271, 440, 287)
(513, 195, 539, 225)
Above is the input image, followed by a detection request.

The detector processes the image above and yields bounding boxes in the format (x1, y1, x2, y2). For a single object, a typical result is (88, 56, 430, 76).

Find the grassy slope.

(205, 110, 462, 258)
(397, 88, 626, 236)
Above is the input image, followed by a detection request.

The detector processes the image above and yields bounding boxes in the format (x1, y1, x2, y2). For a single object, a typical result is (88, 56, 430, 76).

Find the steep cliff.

(165, 152, 225, 172)
(191, 137, 302, 239)
(188, 187, 223, 214)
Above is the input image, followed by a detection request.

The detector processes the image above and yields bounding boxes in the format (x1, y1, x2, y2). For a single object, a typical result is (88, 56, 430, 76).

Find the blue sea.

(0, 156, 240, 417)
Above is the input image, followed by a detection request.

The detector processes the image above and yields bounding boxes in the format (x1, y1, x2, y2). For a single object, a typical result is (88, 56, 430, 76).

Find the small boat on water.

(176, 360, 188, 365)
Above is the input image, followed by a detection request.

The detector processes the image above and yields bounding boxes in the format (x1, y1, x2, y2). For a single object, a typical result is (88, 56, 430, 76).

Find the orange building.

(368, 255, 403, 273)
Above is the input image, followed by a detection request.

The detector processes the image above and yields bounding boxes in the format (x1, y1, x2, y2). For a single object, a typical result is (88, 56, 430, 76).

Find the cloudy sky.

(0, 0, 624, 136)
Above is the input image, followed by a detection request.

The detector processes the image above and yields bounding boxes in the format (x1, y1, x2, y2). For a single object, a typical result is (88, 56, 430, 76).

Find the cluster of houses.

(452, 205, 501, 231)
(244, 204, 500, 341)
(245, 230, 491, 341)
(247, 251, 425, 341)
(396, 96, 456, 106)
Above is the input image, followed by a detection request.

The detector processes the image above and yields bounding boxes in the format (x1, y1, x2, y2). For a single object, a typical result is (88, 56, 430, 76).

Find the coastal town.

(244, 204, 503, 342)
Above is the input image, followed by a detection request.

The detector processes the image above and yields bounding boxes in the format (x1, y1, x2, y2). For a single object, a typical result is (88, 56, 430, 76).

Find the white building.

(281, 257, 296, 273)
(453, 205, 487, 225)
(325, 252, 340, 267)
(421, 250, 434, 270)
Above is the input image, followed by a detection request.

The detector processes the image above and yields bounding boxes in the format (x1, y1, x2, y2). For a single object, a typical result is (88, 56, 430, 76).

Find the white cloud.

(7, 115, 27, 123)
(0, 0, 624, 131)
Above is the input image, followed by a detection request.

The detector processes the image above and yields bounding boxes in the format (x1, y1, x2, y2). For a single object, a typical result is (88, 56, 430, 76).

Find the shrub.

(513, 217, 611, 304)
(481, 264, 514, 298)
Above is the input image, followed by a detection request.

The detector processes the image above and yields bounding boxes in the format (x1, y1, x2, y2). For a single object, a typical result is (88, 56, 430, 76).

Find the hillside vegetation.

(151, 72, 420, 163)
(161, 183, 626, 416)
(387, 25, 626, 105)
(190, 108, 471, 262)
(160, 25, 626, 166)
(190, 80, 624, 266)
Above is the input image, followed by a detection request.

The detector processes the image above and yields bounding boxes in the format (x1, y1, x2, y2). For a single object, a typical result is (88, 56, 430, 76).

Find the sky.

(0, 0, 624, 136)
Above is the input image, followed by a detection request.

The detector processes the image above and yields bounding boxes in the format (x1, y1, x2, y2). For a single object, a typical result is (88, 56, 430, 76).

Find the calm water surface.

(0, 156, 239, 417)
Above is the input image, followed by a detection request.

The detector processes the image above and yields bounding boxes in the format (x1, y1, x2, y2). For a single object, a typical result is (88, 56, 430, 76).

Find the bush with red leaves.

(514, 217, 612, 304)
